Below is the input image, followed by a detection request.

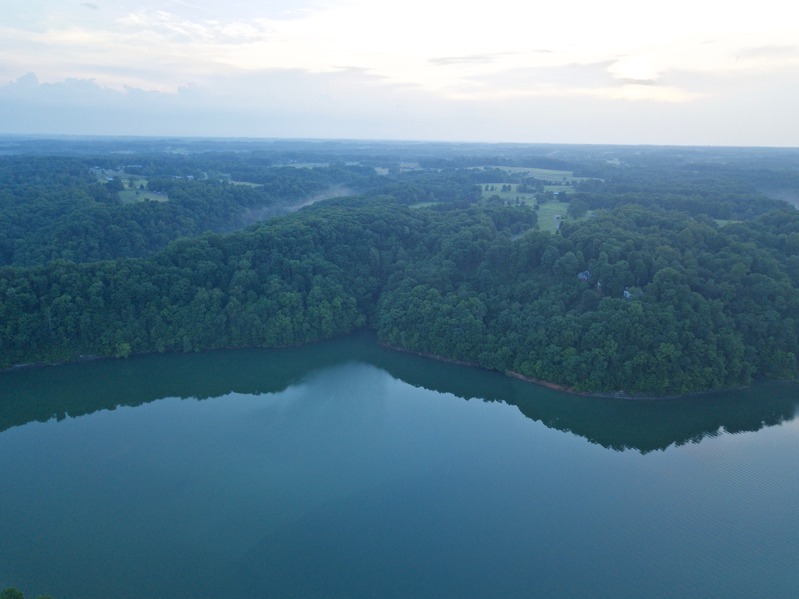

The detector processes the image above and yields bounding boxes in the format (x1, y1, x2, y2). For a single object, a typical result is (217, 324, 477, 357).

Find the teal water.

(1, 333, 798, 598)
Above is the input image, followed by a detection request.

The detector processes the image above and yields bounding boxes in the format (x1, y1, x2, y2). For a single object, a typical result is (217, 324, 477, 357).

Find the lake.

(1, 332, 798, 598)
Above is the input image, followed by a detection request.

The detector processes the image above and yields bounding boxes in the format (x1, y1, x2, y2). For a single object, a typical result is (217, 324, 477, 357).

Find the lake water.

(1, 333, 798, 598)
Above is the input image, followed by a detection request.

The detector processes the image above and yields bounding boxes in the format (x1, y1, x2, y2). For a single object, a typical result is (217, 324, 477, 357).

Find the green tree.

(567, 198, 589, 218)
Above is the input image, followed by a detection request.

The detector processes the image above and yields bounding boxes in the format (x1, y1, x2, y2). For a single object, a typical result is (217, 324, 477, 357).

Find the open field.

(479, 165, 591, 184)
(124, 177, 149, 188)
(479, 183, 537, 202)
(92, 169, 147, 188)
(477, 192, 588, 232)
(231, 180, 263, 187)
(479, 183, 574, 203)
(536, 201, 571, 232)
(119, 189, 168, 204)
(544, 184, 575, 194)
(91, 168, 170, 203)
(488, 166, 573, 179)
(534, 201, 594, 232)
(274, 162, 329, 169)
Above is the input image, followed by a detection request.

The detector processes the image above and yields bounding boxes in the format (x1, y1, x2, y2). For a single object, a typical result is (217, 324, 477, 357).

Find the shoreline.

(3, 334, 752, 400)
(378, 341, 735, 400)
(3, 353, 105, 372)
(503, 370, 689, 400)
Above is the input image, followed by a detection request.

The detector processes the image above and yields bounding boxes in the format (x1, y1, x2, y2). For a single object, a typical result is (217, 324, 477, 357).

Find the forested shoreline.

(2, 140, 798, 396)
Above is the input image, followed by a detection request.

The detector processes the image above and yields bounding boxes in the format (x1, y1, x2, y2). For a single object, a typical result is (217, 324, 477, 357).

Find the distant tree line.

(574, 169, 786, 219)
(0, 156, 378, 266)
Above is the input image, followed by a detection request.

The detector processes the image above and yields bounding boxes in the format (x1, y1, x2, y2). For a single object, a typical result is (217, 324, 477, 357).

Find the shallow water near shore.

(1, 332, 798, 598)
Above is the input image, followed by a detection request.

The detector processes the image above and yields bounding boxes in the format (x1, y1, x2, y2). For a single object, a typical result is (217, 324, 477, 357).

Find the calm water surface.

(1, 333, 798, 598)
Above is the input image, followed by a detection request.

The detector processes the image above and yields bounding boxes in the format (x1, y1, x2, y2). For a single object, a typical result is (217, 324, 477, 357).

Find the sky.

(1, 0, 798, 146)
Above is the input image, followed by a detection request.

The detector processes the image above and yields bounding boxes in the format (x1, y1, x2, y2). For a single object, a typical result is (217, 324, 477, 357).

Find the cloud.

(0, 69, 434, 139)
(0, 69, 738, 144)
(608, 55, 664, 83)
(429, 53, 511, 66)
(116, 10, 268, 44)
(614, 78, 659, 87)
(736, 45, 799, 61)
(528, 62, 618, 88)
(453, 62, 617, 97)
(430, 49, 555, 67)
(0, 0, 797, 146)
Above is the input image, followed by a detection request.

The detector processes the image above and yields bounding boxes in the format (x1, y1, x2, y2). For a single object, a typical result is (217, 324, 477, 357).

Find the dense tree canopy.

(0, 156, 382, 266)
(3, 196, 798, 395)
(2, 140, 798, 396)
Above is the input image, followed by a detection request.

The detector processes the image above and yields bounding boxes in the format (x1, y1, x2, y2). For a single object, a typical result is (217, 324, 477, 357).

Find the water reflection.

(2, 332, 797, 453)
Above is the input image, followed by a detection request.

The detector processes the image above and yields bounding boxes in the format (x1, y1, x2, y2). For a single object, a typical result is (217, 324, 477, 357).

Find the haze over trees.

(2, 138, 798, 395)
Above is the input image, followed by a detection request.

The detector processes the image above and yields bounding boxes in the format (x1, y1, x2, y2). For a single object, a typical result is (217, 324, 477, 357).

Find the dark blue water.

(1, 334, 798, 598)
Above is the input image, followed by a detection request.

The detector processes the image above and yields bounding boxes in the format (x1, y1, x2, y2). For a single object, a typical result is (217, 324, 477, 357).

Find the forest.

(1, 137, 798, 395)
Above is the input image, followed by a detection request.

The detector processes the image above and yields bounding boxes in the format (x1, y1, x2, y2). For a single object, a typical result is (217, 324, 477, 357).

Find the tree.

(105, 176, 125, 192)
(568, 198, 589, 218)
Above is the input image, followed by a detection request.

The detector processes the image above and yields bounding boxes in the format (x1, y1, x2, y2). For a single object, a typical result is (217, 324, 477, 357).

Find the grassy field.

(536, 201, 571, 232)
(91, 168, 170, 203)
(479, 182, 575, 204)
(537, 202, 596, 232)
(230, 180, 262, 187)
(480, 166, 590, 184)
(119, 189, 168, 204)
(476, 191, 583, 232)
(118, 177, 168, 203)
(479, 183, 537, 203)
(543, 185, 575, 194)
(122, 177, 148, 188)
(274, 162, 329, 169)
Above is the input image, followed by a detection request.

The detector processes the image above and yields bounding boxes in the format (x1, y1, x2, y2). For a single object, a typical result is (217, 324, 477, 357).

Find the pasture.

(274, 162, 329, 169)
(479, 183, 537, 203)
(480, 165, 591, 184)
(230, 180, 262, 187)
(479, 182, 575, 205)
(536, 201, 572, 232)
(119, 189, 168, 204)
(91, 168, 170, 203)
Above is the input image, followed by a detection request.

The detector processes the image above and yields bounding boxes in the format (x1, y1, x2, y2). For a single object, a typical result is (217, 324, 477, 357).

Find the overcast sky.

(1, 0, 798, 146)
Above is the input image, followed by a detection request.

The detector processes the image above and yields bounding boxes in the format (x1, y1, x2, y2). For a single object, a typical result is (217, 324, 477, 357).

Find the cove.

(1, 332, 798, 598)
